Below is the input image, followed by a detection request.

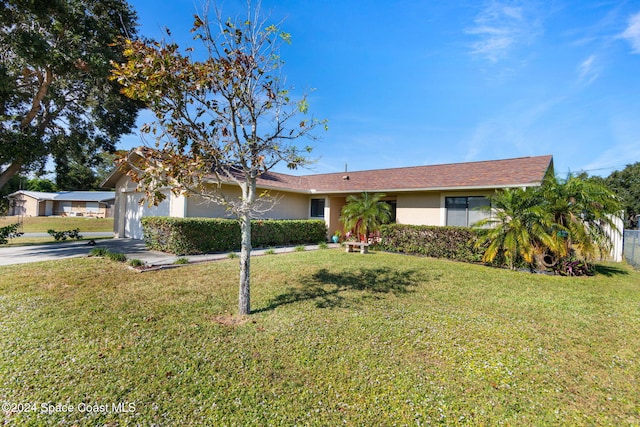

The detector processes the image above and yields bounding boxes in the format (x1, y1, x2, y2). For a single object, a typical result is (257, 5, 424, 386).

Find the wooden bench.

(345, 241, 369, 254)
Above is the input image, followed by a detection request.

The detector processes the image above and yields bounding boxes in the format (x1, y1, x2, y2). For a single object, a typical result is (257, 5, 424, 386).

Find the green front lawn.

(0, 216, 114, 233)
(1, 250, 639, 425)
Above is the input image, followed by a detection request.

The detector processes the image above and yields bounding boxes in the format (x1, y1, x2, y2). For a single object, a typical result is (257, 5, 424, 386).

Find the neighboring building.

(7, 191, 116, 218)
(102, 152, 554, 240)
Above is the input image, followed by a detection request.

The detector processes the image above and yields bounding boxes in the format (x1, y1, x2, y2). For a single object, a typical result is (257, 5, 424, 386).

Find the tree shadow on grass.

(594, 264, 630, 277)
(254, 267, 429, 313)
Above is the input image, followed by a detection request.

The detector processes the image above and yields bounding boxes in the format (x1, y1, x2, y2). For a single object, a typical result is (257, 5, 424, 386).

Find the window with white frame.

(445, 196, 490, 227)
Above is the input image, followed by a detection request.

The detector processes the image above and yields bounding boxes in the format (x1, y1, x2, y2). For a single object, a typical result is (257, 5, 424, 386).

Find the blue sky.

(121, 0, 640, 177)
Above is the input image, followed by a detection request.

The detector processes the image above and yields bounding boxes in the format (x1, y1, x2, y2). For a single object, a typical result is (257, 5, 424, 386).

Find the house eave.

(101, 163, 130, 189)
(304, 182, 541, 195)
(102, 151, 552, 196)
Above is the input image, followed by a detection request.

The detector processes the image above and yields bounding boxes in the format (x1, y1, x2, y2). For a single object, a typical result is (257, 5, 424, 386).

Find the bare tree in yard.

(111, 2, 325, 315)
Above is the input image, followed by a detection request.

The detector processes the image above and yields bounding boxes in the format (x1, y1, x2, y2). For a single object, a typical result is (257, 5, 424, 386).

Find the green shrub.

(142, 217, 327, 255)
(377, 224, 485, 263)
(174, 257, 189, 265)
(227, 252, 238, 259)
(47, 228, 82, 241)
(106, 251, 127, 262)
(128, 259, 145, 267)
(295, 245, 305, 252)
(318, 241, 328, 249)
(88, 247, 126, 262)
(0, 223, 23, 244)
(264, 248, 276, 255)
(89, 247, 110, 257)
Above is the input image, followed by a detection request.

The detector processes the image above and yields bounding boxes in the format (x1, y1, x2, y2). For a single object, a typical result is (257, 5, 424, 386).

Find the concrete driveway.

(0, 238, 178, 266)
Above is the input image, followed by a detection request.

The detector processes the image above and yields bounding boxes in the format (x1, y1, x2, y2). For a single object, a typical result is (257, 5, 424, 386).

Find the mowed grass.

(0, 216, 114, 233)
(0, 216, 114, 245)
(1, 250, 639, 426)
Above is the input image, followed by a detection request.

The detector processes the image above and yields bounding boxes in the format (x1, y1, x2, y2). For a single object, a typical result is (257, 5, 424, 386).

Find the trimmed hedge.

(142, 217, 328, 255)
(376, 224, 485, 263)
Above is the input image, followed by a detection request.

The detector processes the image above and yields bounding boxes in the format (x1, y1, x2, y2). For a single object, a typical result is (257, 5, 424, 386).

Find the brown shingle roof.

(255, 155, 553, 194)
(103, 149, 553, 195)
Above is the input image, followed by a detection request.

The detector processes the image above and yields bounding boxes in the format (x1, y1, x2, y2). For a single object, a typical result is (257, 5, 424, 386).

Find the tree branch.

(0, 161, 24, 190)
(20, 67, 53, 130)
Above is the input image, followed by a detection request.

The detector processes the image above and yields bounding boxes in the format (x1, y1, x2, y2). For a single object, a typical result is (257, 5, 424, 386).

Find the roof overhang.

(7, 190, 115, 203)
(101, 150, 553, 196)
(100, 150, 143, 189)
(293, 182, 541, 196)
(7, 191, 55, 200)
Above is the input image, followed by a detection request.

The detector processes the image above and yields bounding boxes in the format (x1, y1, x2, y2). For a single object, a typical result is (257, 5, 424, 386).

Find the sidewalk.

(0, 238, 339, 267)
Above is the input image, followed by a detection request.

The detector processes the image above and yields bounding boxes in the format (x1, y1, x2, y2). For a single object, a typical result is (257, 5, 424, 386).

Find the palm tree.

(340, 192, 392, 242)
(475, 174, 622, 271)
(473, 187, 563, 270)
(540, 174, 621, 260)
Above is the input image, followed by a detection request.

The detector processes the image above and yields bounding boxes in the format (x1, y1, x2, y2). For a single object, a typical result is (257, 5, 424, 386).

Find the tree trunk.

(0, 161, 23, 191)
(238, 177, 257, 315)
(238, 211, 252, 315)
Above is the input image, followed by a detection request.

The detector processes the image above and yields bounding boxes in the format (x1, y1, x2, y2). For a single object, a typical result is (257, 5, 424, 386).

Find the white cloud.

(464, 120, 497, 161)
(577, 55, 600, 85)
(467, 1, 542, 63)
(621, 12, 640, 53)
(462, 97, 565, 162)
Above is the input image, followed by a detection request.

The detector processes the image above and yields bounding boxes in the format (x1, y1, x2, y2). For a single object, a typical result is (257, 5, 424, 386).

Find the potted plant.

(331, 230, 342, 243)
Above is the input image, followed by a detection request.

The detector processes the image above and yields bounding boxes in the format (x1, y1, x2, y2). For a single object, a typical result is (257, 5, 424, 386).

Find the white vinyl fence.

(624, 230, 640, 269)
(606, 215, 624, 262)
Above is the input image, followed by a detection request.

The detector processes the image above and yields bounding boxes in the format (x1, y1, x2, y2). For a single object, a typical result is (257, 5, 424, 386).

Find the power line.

(563, 164, 633, 176)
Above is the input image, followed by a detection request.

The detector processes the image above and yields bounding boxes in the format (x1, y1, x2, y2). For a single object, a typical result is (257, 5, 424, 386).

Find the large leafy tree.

(26, 177, 57, 192)
(111, 2, 324, 315)
(605, 162, 640, 229)
(55, 157, 99, 190)
(340, 192, 392, 242)
(0, 0, 142, 190)
(55, 151, 126, 190)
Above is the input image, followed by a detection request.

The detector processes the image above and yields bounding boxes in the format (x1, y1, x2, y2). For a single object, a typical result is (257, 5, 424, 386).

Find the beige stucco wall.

(111, 170, 499, 239)
(186, 184, 309, 219)
(13, 194, 39, 216)
(327, 196, 346, 236)
(112, 175, 317, 238)
(396, 192, 442, 225)
(186, 193, 235, 218)
(269, 192, 309, 219)
(394, 190, 495, 226)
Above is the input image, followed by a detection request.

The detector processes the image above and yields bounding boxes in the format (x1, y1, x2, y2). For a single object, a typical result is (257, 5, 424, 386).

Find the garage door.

(124, 192, 170, 239)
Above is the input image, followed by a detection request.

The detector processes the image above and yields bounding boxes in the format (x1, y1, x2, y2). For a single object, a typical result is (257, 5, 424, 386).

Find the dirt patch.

(209, 314, 251, 327)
